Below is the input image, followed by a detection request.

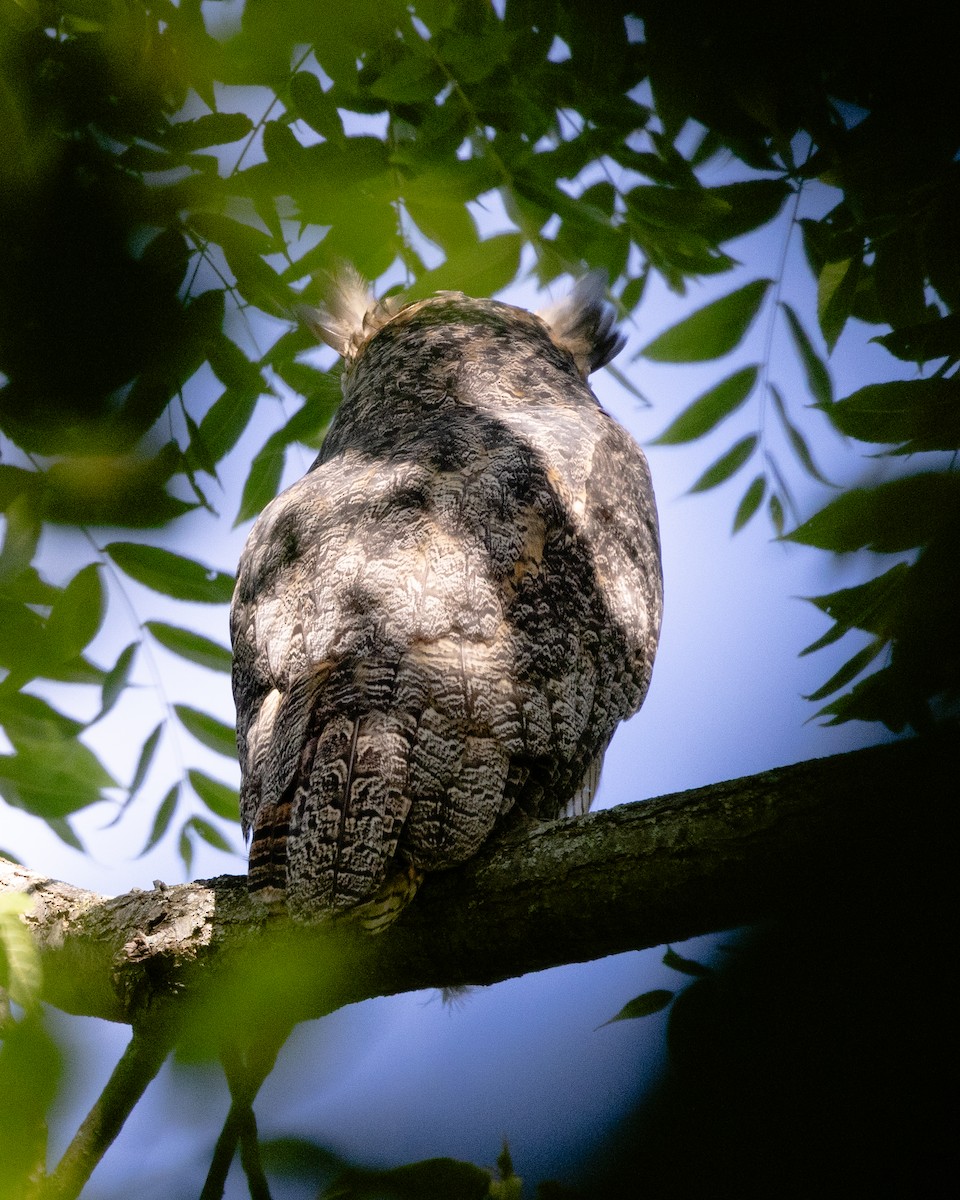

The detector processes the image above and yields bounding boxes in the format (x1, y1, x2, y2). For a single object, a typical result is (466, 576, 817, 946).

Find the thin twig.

(39, 1006, 179, 1200)
(199, 1033, 288, 1200)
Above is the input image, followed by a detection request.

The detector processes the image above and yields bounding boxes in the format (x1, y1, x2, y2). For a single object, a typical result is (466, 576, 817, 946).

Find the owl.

(230, 270, 662, 929)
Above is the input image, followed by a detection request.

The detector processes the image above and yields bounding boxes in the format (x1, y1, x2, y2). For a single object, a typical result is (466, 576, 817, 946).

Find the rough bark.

(1, 736, 955, 1028)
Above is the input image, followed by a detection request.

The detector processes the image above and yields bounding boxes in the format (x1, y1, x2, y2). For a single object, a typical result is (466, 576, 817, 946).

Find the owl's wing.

(231, 452, 530, 921)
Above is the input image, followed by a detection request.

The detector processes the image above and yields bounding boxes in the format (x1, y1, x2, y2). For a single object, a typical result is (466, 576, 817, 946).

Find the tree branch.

(2, 737, 955, 1028)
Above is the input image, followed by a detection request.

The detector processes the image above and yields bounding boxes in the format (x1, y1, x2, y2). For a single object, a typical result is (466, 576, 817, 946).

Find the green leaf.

(188, 770, 240, 821)
(822, 379, 960, 452)
(768, 493, 785, 536)
(786, 473, 960, 553)
(164, 111, 255, 152)
(145, 622, 233, 673)
(662, 946, 712, 977)
(97, 641, 138, 722)
(769, 385, 831, 485)
(289, 71, 343, 141)
(205, 330, 264, 394)
(45, 564, 104, 664)
(597, 990, 674, 1027)
(0, 492, 41, 584)
(138, 784, 179, 857)
(45, 816, 85, 852)
(699, 179, 792, 241)
(235, 437, 286, 526)
(106, 543, 235, 604)
(781, 302, 833, 406)
(368, 54, 443, 103)
(0, 693, 82, 745)
(175, 707, 237, 758)
(639, 279, 771, 362)
(179, 823, 194, 874)
(804, 639, 886, 702)
(405, 233, 524, 300)
(817, 256, 860, 352)
(0, 894, 42, 1010)
(129, 723, 162, 800)
(802, 564, 910, 653)
(688, 435, 757, 493)
(184, 815, 238, 854)
(733, 474, 766, 532)
(653, 365, 758, 444)
(812, 663, 917, 732)
(874, 312, 960, 364)
(0, 738, 115, 819)
(326, 1156, 494, 1200)
(626, 184, 732, 232)
(198, 388, 262, 465)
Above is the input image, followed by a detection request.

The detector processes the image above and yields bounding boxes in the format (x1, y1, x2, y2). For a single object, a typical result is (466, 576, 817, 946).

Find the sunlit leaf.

(639, 279, 771, 362)
(0, 492, 41, 584)
(106, 543, 235, 604)
(653, 365, 758, 444)
(145, 622, 232, 672)
(405, 233, 524, 300)
(0, 737, 115, 819)
(188, 770, 240, 821)
(597, 990, 674, 1027)
(0, 893, 42, 1010)
(781, 302, 833, 406)
(688, 434, 757, 493)
(175, 707, 237, 758)
(45, 564, 104, 664)
(817, 256, 860, 352)
(733, 474, 766, 532)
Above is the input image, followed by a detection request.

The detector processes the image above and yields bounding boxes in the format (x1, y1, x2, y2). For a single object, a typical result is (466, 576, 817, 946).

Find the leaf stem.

(38, 1007, 179, 1200)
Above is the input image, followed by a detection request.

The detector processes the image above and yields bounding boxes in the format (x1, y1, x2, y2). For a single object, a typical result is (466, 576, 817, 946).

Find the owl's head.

(299, 267, 624, 380)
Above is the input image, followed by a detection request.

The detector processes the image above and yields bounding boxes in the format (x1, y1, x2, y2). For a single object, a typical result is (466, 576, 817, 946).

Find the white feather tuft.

(536, 271, 625, 377)
(298, 266, 401, 361)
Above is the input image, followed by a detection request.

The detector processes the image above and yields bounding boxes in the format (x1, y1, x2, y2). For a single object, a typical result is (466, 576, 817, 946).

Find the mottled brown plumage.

(231, 270, 662, 926)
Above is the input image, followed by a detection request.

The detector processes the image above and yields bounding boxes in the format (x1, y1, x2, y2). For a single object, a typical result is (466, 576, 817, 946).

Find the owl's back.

(231, 278, 662, 923)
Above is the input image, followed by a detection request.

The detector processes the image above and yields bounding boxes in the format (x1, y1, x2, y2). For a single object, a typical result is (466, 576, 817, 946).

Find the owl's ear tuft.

(298, 266, 400, 362)
(536, 271, 626, 378)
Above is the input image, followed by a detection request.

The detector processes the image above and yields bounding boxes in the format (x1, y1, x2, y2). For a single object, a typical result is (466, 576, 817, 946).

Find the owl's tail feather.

(247, 793, 293, 906)
(536, 271, 625, 377)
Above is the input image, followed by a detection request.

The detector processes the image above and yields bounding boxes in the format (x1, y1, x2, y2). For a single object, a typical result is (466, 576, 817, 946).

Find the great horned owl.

(230, 270, 662, 927)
